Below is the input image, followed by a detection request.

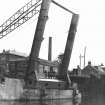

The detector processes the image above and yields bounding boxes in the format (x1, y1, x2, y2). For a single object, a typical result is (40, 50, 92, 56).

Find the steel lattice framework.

(0, 0, 75, 39)
(0, 0, 42, 39)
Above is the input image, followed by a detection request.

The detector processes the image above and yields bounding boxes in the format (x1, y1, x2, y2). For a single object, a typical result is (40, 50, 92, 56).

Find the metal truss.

(0, 0, 42, 39)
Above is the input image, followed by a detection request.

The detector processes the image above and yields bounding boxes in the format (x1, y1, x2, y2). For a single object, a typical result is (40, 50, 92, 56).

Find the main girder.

(0, 0, 41, 39)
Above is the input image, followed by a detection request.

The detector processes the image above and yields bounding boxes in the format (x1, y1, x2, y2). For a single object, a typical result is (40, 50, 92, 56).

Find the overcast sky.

(0, 0, 105, 70)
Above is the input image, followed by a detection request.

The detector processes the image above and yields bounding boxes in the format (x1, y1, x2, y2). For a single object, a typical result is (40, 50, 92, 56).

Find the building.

(0, 50, 59, 79)
(81, 61, 105, 78)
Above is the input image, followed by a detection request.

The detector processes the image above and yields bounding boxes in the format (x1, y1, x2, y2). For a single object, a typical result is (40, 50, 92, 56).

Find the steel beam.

(26, 0, 52, 84)
(58, 14, 79, 84)
(0, 0, 41, 39)
(52, 0, 75, 14)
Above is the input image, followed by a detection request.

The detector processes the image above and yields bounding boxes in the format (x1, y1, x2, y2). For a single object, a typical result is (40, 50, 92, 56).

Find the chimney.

(48, 37, 52, 61)
(88, 61, 91, 66)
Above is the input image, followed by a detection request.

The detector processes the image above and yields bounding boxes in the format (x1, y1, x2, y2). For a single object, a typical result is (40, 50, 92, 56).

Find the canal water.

(0, 93, 105, 105)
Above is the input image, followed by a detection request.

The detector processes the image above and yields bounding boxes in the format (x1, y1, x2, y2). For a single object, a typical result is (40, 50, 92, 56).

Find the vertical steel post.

(48, 37, 52, 61)
(58, 14, 79, 82)
(84, 47, 86, 68)
(79, 54, 82, 68)
(26, 0, 52, 82)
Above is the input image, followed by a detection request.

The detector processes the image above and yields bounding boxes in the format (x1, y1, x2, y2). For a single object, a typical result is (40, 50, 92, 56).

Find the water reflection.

(1, 93, 105, 105)
(0, 101, 14, 105)
(80, 93, 105, 105)
(0, 99, 78, 105)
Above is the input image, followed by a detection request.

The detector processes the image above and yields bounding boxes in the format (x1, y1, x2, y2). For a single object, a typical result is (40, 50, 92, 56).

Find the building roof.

(0, 50, 28, 57)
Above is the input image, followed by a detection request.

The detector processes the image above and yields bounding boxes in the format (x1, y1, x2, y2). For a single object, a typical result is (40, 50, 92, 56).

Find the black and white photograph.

(0, 0, 104, 105)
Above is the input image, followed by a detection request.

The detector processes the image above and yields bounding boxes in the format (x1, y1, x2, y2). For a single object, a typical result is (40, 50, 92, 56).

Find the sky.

(0, 0, 105, 70)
